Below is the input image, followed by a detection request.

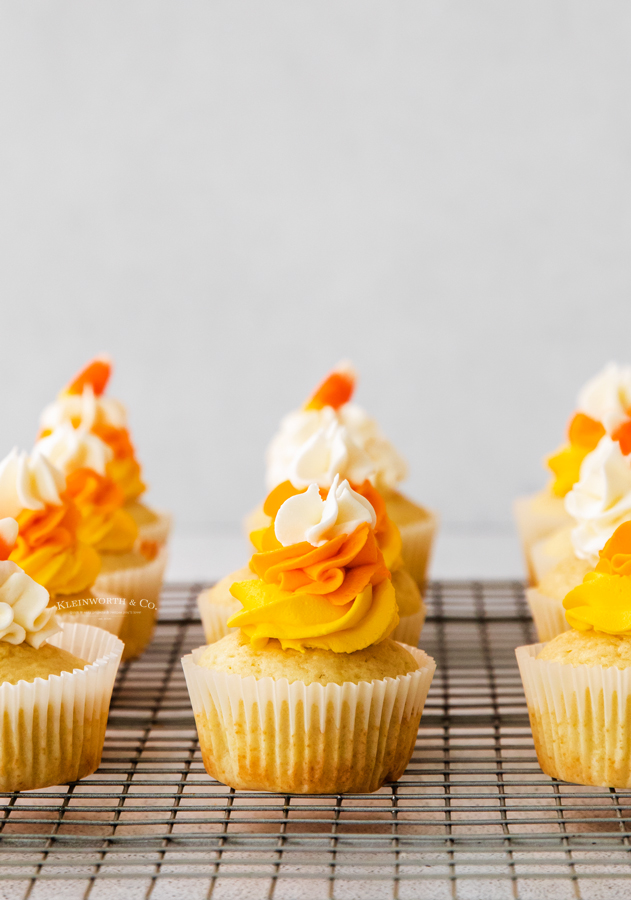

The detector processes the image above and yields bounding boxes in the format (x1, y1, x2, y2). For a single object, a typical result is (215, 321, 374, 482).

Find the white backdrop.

(1, 2, 631, 535)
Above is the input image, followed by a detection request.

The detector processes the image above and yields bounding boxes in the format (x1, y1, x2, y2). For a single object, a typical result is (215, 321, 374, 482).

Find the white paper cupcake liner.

(390, 602, 427, 647)
(197, 591, 241, 644)
(397, 513, 438, 586)
(513, 493, 571, 583)
(517, 643, 631, 788)
(0, 623, 123, 792)
(93, 545, 168, 660)
(526, 588, 571, 643)
(137, 509, 172, 546)
(182, 642, 436, 793)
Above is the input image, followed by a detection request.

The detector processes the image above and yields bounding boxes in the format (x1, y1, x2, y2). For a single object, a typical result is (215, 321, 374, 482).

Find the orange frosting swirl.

(547, 412, 606, 498)
(63, 468, 138, 553)
(92, 423, 146, 501)
(10, 502, 101, 597)
(229, 479, 399, 652)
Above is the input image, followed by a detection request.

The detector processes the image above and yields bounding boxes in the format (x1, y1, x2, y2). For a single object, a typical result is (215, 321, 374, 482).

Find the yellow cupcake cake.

(515, 362, 631, 583)
(0, 517, 123, 791)
(517, 520, 631, 787)
(184, 474, 435, 793)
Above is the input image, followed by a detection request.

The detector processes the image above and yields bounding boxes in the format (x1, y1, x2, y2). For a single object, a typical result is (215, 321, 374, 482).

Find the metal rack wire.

(1, 580, 631, 899)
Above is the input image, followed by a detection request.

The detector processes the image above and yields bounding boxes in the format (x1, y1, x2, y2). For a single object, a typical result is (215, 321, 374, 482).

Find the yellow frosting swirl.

(564, 572, 631, 634)
(563, 520, 631, 634)
(228, 479, 399, 652)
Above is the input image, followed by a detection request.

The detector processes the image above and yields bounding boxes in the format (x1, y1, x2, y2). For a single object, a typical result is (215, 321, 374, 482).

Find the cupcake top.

(538, 521, 631, 667)
(228, 474, 401, 652)
(197, 630, 418, 684)
(564, 435, 631, 563)
(34, 423, 138, 554)
(0, 448, 100, 595)
(266, 363, 407, 493)
(39, 357, 146, 503)
(547, 362, 631, 498)
(0, 523, 87, 683)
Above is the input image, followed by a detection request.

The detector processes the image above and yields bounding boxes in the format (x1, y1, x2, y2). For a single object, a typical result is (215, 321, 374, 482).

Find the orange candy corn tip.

(0, 518, 19, 561)
(65, 356, 112, 396)
(612, 419, 631, 456)
(304, 361, 357, 411)
(567, 412, 605, 450)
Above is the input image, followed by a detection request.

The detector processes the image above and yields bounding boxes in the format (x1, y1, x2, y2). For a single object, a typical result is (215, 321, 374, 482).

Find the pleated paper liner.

(197, 591, 240, 644)
(513, 491, 572, 584)
(182, 643, 435, 794)
(397, 514, 438, 586)
(526, 588, 571, 643)
(136, 509, 172, 546)
(390, 602, 427, 647)
(517, 643, 631, 789)
(93, 545, 168, 660)
(0, 623, 123, 792)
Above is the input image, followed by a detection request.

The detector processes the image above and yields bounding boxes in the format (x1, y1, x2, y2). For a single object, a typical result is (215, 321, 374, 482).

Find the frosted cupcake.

(184, 476, 435, 793)
(39, 356, 172, 547)
(515, 362, 631, 582)
(202, 474, 426, 647)
(517, 536, 631, 787)
(34, 423, 165, 660)
(0, 522, 123, 791)
(252, 363, 437, 586)
(527, 433, 631, 640)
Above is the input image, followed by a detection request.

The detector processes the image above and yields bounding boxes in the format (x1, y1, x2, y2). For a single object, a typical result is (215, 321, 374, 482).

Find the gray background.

(1, 2, 631, 536)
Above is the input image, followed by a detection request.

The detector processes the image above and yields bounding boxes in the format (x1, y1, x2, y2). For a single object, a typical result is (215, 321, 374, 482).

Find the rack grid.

(1, 580, 631, 900)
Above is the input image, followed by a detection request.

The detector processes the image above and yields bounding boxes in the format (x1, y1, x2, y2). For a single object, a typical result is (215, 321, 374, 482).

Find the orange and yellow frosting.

(11, 501, 100, 597)
(0, 450, 101, 597)
(547, 413, 606, 498)
(546, 364, 631, 498)
(63, 468, 138, 553)
(563, 521, 631, 634)
(228, 478, 400, 652)
(40, 358, 146, 502)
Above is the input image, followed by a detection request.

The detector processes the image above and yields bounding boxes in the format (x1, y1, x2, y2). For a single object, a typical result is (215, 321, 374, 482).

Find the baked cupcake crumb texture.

(197, 631, 419, 686)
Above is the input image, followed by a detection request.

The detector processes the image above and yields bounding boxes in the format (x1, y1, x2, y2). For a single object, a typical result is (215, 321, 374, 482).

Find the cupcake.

(517, 524, 631, 787)
(527, 430, 631, 641)
(0, 520, 123, 791)
(202, 472, 426, 648)
(515, 362, 631, 583)
(39, 356, 172, 547)
(38, 357, 169, 657)
(184, 475, 435, 793)
(252, 363, 437, 586)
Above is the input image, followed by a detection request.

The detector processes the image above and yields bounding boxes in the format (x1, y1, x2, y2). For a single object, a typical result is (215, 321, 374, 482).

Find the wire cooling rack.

(2, 581, 631, 900)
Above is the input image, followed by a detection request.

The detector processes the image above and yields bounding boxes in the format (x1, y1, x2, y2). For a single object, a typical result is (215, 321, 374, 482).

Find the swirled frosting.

(565, 436, 631, 562)
(228, 477, 399, 652)
(0, 518, 59, 647)
(563, 523, 631, 634)
(266, 365, 408, 492)
(275, 475, 376, 547)
(64, 469, 138, 553)
(547, 363, 631, 497)
(577, 362, 631, 434)
(35, 423, 138, 553)
(39, 358, 146, 501)
(0, 558, 59, 648)
(0, 449, 100, 596)
(35, 422, 112, 476)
